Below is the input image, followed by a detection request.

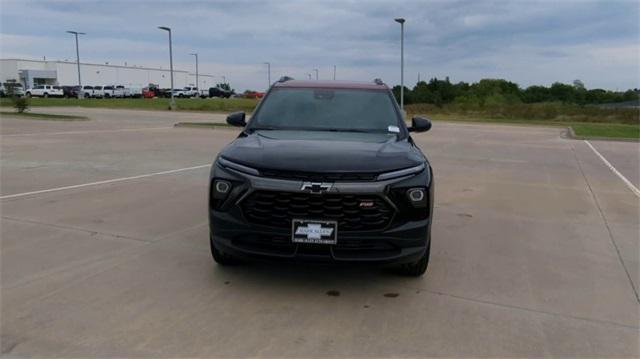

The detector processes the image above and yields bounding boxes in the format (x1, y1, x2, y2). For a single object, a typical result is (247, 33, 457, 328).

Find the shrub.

(6, 85, 29, 113)
(13, 96, 29, 113)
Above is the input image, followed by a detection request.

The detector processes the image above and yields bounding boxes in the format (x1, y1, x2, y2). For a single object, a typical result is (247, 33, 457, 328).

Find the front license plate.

(292, 219, 338, 245)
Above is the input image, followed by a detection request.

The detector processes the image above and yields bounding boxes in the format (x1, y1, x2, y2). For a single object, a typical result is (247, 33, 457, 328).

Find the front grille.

(241, 191, 394, 231)
(259, 169, 377, 182)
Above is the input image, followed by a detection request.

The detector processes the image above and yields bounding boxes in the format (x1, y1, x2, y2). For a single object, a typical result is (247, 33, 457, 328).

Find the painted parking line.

(0, 164, 210, 200)
(585, 140, 640, 198)
(1, 127, 173, 137)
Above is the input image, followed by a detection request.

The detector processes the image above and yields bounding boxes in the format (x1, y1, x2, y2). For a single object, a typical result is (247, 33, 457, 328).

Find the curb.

(564, 126, 639, 142)
(174, 122, 235, 130)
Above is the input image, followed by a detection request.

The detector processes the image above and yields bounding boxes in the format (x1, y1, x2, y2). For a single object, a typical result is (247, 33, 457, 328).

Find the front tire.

(210, 233, 238, 265)
(43, 93, 49, 98)
(399, 235, 431, 277)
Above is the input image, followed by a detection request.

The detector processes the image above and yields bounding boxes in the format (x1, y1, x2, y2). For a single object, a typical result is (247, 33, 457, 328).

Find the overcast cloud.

(1, 0, 638, 91)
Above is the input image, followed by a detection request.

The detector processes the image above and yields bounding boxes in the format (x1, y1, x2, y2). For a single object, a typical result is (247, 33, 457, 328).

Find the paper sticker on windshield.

(388, 126, 400, 133)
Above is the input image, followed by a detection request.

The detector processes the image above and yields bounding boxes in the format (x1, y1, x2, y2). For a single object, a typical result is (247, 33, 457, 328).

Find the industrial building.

(0, 58, 215, 89)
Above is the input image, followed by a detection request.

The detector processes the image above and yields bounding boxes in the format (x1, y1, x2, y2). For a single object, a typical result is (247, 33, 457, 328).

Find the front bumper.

(208, 160, 434, 264)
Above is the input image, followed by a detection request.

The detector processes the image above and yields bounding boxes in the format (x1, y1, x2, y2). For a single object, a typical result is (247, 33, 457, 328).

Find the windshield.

(250, 88, 401, 133)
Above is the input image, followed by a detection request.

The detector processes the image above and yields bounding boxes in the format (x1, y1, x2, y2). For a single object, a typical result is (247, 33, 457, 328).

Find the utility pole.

(264, 62, 271, 90)
(158, 26, 175, 110)
(314, 68, 319, 80)
(333, 65, 336, 80)
(66, 30, 85, 99)
(190, 53, 198, 89)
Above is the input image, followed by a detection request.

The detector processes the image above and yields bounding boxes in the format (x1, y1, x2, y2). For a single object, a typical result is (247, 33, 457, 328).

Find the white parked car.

(171, 88, 190, 98)
(1, 82, 25, 97)
(127, 86, 143, 98)
(115, 85, 129, 98)
(92, 86, 105, 98)
(102, 85, 124, 98)
(26, 85, 64, 98)
(81, 85, 94, 98)
(183, 86, 199, 97)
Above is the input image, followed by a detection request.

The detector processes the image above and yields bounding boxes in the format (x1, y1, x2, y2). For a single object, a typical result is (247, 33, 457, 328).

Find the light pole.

(395, 18, 405, 110)
(314, 68, 319, 80)
(264, 62, 271, 90)
(66, 30, 85, 99)
(333, 65, 336, 80)
(158, 26, 175, 110)
(190, 53, 198, 90)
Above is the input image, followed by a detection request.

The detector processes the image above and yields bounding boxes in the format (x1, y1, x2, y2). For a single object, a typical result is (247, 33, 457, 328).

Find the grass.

(406, 102, 639, 125)
(0, 111, 89, 121)
(0, 97, 258, 113)
(406, 102, 639, 140)
(570, 123, 639, 139)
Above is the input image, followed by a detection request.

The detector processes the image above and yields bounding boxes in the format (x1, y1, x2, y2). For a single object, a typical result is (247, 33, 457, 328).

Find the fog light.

(407, 188, 425, 202)
(212, 180, 232, 200)
(215, 180, 231, 194)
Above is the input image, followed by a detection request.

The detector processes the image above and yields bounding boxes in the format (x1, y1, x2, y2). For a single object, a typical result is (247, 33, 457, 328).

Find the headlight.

(217, 157, 259, 176)
(377, 164, 425, 181)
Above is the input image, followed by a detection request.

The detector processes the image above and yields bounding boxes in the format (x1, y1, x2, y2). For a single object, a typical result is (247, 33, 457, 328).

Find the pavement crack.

(570, 144, 640, 303)
(419, 288, 640, 331)
(1, 216, 152, 243)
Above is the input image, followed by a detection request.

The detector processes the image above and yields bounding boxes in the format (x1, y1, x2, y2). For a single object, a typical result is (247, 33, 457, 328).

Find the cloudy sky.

(1, 0, 638, 91)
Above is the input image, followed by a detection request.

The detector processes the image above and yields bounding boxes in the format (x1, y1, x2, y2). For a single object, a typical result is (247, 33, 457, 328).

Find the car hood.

(219, 130, 424, 173)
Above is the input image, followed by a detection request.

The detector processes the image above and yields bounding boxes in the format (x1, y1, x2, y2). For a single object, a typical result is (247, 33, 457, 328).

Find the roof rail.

(373, 78, 384, 85)
(278, 76, 294, 83)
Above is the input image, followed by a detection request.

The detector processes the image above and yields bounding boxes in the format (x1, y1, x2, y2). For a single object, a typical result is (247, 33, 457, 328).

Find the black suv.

(209, 87, 232, 98)
(209, 79, 434, 276)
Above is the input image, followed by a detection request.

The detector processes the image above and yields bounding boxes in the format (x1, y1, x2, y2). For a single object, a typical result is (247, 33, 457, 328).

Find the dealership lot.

(1, 109, 638, 357)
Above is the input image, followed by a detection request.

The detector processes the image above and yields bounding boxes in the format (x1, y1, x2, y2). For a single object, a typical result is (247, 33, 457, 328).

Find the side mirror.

(226, 111, 246, 127)
(409, 116, 432, 133)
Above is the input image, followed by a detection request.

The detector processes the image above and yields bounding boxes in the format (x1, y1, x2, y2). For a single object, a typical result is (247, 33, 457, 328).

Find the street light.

(394, 17, 405, 111)
(66, 30, 85, 99)
(314, 68, 319, 80)
(190, 52, 198, 90)
(158, 26, 175, 110)
(263, 62, 271, 90)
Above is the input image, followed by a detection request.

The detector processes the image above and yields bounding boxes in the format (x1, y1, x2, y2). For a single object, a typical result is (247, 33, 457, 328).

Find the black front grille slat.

(241, 191, 393, 231)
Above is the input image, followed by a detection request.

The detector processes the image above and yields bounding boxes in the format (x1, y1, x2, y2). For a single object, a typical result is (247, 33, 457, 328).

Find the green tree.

(217, 83, 234, 93)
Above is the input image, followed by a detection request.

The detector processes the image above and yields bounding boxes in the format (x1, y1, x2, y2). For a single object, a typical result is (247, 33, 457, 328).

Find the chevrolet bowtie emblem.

(300, 182, 333, 194)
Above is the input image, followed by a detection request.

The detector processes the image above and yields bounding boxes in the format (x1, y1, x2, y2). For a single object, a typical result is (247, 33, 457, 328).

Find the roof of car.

(273, 80, 388, 90)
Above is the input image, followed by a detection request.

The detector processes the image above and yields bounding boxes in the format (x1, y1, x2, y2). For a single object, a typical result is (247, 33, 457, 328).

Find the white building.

(0, 58, 215, 89)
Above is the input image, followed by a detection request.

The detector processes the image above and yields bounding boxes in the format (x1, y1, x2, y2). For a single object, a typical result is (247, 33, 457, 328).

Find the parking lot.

(1, 108, 638, 357)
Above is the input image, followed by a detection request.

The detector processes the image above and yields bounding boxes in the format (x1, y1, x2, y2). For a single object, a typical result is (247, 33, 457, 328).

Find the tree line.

(391, 78, 639, 107)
